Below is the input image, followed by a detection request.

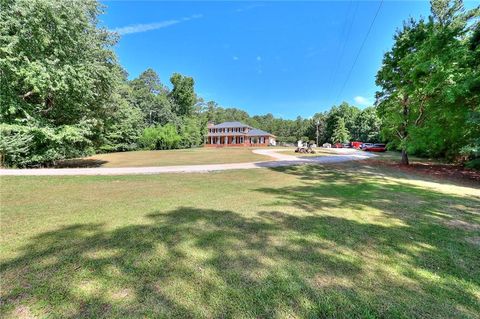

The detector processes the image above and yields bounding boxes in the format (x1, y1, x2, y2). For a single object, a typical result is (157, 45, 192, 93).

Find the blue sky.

(101, 1, 479, 119)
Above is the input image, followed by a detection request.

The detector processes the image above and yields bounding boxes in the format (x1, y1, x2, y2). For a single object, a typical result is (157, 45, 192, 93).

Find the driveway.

(0, 148, 375, 176)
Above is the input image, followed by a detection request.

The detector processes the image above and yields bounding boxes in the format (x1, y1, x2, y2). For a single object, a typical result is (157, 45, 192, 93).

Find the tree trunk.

(401, 149, 409, 165)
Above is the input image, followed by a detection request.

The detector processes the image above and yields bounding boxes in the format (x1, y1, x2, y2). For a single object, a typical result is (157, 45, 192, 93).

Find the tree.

(101, 80, 144, 152)
(129, 69, 176, 126)
(331, 118, 350, 144)
(376, 0, 479, 164)
(305, 112, 327, 145)
(355, 107, 381, 143)
(178, 117, 204, 148)
(169, 73, 196, 117)
(0, 0, 119, 166)
(0, 0, 117, 125)
(376, 18, 429, 164)
(324, 103, 360, 142)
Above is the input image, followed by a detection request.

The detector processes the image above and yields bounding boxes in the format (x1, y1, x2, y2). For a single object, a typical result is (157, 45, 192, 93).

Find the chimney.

(207, 121, 215, 128)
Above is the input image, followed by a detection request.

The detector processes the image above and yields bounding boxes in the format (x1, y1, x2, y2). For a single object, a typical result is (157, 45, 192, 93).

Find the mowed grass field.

(1, 160, 479, 318)
(58, 147, 271, 168)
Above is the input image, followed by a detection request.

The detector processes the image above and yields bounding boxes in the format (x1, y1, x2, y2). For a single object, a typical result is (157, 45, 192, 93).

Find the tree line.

(1, 0, 478, 168)
(202, 101, 381, 146)
(0, 0, 380, 167)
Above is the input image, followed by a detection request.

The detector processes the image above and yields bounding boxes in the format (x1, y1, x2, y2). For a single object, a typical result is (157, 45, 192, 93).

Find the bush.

(0, 122, 95, 168)
(465, 159, 480, 170)
(139, 124, 181, 150)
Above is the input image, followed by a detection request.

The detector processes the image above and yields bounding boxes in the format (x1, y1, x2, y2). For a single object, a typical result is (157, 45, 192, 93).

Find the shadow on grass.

(50, 159, 108, 168)
(1, 165, 479, 318)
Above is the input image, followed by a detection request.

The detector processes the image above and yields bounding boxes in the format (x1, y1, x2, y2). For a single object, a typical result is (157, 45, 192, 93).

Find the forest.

(1, 0, 478, 167)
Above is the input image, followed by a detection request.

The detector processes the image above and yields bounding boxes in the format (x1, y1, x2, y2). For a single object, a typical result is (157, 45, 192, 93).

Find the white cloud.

(354, 96, 371, 106)
(111, 14, 203, 35)
(236, 4, 265, 13)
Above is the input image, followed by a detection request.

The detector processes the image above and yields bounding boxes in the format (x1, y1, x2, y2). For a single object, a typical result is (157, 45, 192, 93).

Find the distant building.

(205, 121, 276, 147)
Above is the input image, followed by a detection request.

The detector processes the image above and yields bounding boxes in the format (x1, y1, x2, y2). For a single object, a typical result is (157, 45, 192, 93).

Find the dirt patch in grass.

(13, 305, 35, 319)
(465, 236, 480, 246)
(445, 219, 480, 231)
(367, 159, 480, 185)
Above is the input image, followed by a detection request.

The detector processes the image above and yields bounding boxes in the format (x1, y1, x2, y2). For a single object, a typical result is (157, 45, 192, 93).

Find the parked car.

(364, 143, 386, 152)
(360, 143, 374, 150)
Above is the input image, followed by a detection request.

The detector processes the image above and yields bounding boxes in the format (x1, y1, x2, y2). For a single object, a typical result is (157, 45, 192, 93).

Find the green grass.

(1, 161, 479, 318)
(56, 147, 271, 168)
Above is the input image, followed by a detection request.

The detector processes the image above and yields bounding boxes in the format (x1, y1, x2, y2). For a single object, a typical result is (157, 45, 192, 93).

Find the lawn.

(276, 148, 352, 157)
(56, 147, 271, 168)
(1, 160, 479, 318)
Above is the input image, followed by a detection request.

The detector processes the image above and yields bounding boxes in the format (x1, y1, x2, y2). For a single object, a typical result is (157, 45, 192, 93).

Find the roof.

(247, 129, 275, 137)
(211, 121, 251, 129)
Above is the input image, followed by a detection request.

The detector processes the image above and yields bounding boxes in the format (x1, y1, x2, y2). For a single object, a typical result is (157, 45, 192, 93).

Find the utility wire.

(325, 0, 354, 101)
(336, 0, 384, 102)
(328, 0, 358, 102)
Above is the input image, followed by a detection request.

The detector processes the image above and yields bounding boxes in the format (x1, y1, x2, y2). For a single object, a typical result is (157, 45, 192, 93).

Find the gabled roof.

(212, 121, 251, 129)
(247, 129, 275, 137)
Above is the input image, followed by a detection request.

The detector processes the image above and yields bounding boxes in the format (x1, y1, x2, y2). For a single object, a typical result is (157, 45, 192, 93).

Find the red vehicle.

(350, 141, 362, 149)
(364, 143, 386, 152)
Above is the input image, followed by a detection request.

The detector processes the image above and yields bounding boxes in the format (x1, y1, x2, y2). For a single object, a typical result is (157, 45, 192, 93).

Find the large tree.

(376, 0, 479, 164)
(129, 69, 176, 126)
(376, 18, 430, 164)
(331, 118, 350, 144)
(0, 0, 119, 166)
(0, 0, 117, 125)
(169, 73, 196, 117)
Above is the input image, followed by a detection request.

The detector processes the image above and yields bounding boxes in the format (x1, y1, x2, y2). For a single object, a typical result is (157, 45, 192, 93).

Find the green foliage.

(0, 0, 117, 125)
(129, 69, 177, 126)
(325, 103, 360, 141)
(178, 117, 204, 148)
(0, 122, 96, 167)
(139, 124, 181, 150)
(354, 107, 382, 142)
(101, 82, 144, 152)
(331, 118, 350, 144)
(376, 0, 480, 162)
(0, 0, 118, 166)
(464, 158, 480, 170)
(169, 73, 196, 117)
(0, 125, 32, 167)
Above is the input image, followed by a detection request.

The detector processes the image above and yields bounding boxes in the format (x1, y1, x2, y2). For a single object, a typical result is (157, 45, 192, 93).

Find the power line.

(336, 0, 384, 102)
(325, 0, 354, 101)
(327, 0, 359, 102)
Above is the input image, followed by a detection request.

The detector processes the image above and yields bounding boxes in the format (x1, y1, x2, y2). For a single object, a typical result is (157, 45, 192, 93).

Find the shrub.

(0, 122, 95, 168)
(139, 124, 181, 150)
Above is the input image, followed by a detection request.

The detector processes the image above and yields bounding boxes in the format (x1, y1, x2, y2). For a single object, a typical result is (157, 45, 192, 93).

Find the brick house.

(205, 121, 276, 147)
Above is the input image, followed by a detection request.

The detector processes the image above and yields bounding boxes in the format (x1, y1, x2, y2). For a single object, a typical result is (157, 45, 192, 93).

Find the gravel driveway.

(0, 148, 375, 176)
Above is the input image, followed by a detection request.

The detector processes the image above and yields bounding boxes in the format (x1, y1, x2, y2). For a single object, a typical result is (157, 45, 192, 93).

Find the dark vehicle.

(364, 144, 386, 152)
